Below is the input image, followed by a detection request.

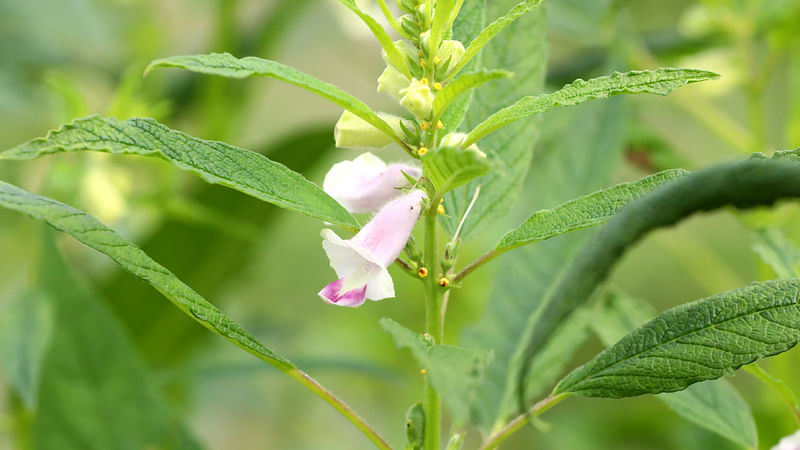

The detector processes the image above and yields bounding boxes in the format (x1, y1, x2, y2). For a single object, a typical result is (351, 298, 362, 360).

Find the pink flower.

(319, 190, 426, 307)
(323, 152, 421, 214)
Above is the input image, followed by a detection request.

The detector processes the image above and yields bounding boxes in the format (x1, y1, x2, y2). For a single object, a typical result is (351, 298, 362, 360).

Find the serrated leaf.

(594, 290, 758, 449)
(495, 169, 688, 252)
(753, 228, 800, 279)
(446, 0, 543, 80)
(0, 290, 54, 408)
(145, 52, 402, 147)
(33, 232, 200, 450)
(0, 180, 295, 373)
(336, 0, 411, 78)
(1, 115, 358, 228)
(442, 0, 547, 240)
(421, 145, 490, 193)
(432, 70, 512, 127)
(381, 318, 492, 425)
(464, 68, 719, 148)
(556, 279, 800, 398)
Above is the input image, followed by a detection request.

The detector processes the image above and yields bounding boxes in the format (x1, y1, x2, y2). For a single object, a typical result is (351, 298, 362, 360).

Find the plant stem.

(287, 369, 392, 449)
(453, 249, 501, 283)
(744, 363, 800, 426)
(479, 393, 568, 450)
(423, 193, 444, 450)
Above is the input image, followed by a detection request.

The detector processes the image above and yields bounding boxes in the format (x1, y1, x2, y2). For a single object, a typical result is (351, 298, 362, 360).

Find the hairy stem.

(479, 393, 568, 450)
(287, 369, 392, 449)
(423, 194, 444, 450)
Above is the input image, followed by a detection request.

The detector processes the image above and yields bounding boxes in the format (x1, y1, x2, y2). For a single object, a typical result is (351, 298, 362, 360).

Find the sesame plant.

(2, 0, 800, 449)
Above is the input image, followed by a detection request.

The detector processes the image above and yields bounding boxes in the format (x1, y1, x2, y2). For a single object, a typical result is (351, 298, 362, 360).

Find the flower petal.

(318, 279, 368, 307)
(352, 189, 426, 267)
(365, 268, 394, 301)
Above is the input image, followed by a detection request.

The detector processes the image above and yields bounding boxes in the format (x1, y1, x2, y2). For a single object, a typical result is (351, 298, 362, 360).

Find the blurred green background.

(1, 0, 799, 449)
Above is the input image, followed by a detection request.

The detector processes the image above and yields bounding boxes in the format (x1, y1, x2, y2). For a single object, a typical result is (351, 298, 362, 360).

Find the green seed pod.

(399, 14, 421, 37)
(377, 65, 410, 102)
(334, 110, 405, 149)
(398, 0, 418, 14)
(399, 78, 435, 118)
(404, 402, 425, 450)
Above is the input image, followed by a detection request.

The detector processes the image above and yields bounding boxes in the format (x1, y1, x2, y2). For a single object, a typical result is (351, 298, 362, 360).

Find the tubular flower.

(319, 190, 426, 307)
(773, 430, 800, 450)
(323, 152, 422, 214)
(334, 110, 405, 149)
(399, 78, 435, 118)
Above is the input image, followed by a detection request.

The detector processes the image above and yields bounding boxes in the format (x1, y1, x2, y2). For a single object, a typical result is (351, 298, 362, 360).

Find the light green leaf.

(0, 290, 54, 409)
(594, 290, 758, 449)
(446, 0, 543, 81)
(404, 402, 425, 450)
(145, 52, 402, 147)
(336, 0, 410, 78)
(32, 232, 200, 450)
(753, 228, 800, 278)
(421, 145, 490, 194)
(432, 70, 512, 128)
(381, 318, 492, 425)
(556, 279, 800, 398)
(1, 115, 358, 229)
(442, 0, 547, 240)
(462, 100, 626, 432)
(463, 68, 719, 148)
(0, 180, 295, 373)
(429, 0, 455, 58)
(496, 169, 688, 252)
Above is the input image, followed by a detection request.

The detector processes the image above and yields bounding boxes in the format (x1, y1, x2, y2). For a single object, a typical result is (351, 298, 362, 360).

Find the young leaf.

(557, 279, 800, 398)
(463, 68, 720, 148)
(421, 145, 490, 194)
(441, 0, 547, 241)
(495, 169, 688, 252)
(1, 115, 358, 229)
(429, 0, 455, 58)
(445, 0, 543, 81)
(753, 228, 800, 278)
(381, 318, 492, 425)
(336, 0, 411, 78)
(145, 52, 403, 147)
(432, 70, 512, 127)
(517, 157, 800, 409)
(0, 181, 391, 449)
(594, 290, 758, 449)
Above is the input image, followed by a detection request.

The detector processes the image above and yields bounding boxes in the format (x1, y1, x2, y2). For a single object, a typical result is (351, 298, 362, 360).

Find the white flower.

(324, 152, 421, 214)
(399, 78, 435, 118)
(334, 110, 405, 149)
(773, 429, 800, 450)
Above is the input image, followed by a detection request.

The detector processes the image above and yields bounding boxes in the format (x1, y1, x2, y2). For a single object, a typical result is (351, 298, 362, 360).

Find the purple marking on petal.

(318, 278, 368, 307)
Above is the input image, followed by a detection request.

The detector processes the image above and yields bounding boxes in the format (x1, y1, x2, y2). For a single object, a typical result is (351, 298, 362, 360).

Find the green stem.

(423, 194, 444, 450)
(744, 363, 800, 427)
(286, 369, 392, 449)
(479, 393, 568, 450)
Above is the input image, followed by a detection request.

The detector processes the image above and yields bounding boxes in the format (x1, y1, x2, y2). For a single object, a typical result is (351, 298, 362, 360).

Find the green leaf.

(421, 145, 490, 194)
(336, 0, 411, 78)
(753, 228, 800, 278)
(33, 231, 199, 450)
(432, 70, 512, 127)
(429, 0, 455, 58)
(404, 402, 425, 450)
(496, 169, 688, 252)
(461, 100, 627, 431)
(381, 318, 492, 425)
(557, 279, 800, 399)
(446, 0, 543, 81)
(0, 290, 54, 408)
(442, 0, 547, 240)
(1, 115, 358, 229)
(0, 180, 295, 373)
(145, 52, 402, 147)
(593, 290, 758, 449)
(463, 68, 720, 148)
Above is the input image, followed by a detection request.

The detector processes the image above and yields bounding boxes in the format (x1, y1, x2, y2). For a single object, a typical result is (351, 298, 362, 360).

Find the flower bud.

(334, 110, 405, 149)
(399, 78, 435, 118)
(439, 132, 486, 157)
(382, 40, 417, 72)
(398, 0, 419, 14)
(436, 40, 466, 70)
(377, 65, 410, 102)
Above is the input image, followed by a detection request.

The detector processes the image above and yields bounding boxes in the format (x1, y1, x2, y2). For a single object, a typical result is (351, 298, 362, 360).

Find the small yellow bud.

(433, 82, 442, 91)
(420, 78, 429, 86)
(439, 277, 450, 287)
(437, 120, 444, 129)
(418, 267, 428, 278)
(420, 122, 429, 130)
(419, 59, 426, 67)
(433, 56, 442, 65)
(417, 147, 428, 156)
(437, 204, 445, 214)
(420, 368, 427, 375)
